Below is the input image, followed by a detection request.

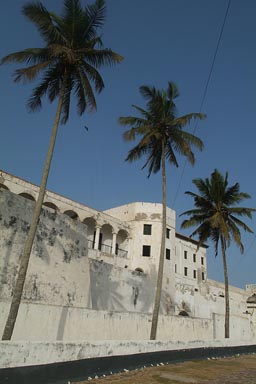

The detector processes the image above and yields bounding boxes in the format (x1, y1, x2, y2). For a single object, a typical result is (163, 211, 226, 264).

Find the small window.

(175, 264, 177, 273)
(184, 267, 188, 276)
(193, 270, 197, 279)
(193, 253, 196, 263)
(201, 257, 204, 265)
(142, 245, 151, 257)
(143, 224, 152, 235)
(202, 272, 205, 281)
(166, 228, 170, 239)
(184, 250, 187, 259)
(166, 248, 170, 260)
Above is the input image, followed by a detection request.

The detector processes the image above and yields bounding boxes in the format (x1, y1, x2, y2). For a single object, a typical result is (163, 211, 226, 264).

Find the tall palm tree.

(1, 0, 123, 340)
(119, 82, 205, 340)
(180, 169, 255, 338)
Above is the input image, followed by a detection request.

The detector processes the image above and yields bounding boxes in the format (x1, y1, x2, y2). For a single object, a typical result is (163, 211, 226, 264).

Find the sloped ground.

(74, 354, 256, 384)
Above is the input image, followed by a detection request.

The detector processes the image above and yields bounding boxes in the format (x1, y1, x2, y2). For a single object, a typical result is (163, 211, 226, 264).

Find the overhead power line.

(171, 0, 232, 209)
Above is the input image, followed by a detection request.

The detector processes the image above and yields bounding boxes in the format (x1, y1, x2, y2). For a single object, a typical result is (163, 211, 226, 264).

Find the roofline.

(175, 231, 208, 248)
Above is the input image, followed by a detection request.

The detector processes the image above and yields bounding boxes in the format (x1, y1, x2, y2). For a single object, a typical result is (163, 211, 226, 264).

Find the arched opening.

(247, 293, 256, 304)
(135, 268, 144, 273)
(43, 202, 59, 211)
(99, 223, 113, 253)
(19, 192, 35, 201)
(0, 183, 9, 190)
(63, 210, 79, 220)
(178, 310, 189, 317)
(116, 229, 129, 258)
(83, 217, 97, 249)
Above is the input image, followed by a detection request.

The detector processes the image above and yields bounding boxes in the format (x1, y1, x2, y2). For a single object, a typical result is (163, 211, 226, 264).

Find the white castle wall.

(0, 175, 255, 342)
(0, 302, 213, 342)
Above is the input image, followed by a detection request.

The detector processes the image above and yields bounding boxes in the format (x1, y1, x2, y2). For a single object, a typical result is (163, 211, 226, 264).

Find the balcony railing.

(88, 239, 128, 258)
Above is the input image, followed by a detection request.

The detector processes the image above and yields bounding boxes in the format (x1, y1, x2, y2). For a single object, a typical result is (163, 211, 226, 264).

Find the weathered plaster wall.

(0, 302, 213, 342)
(105, 202, 177, 313)
(0, 187, 255, 343)
(1, 338, 256, 369)
(0, 189, 158, 315)
(0, 188, 90, 308)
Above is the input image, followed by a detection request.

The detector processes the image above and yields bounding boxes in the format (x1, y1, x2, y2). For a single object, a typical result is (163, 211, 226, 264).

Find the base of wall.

(1, 340, 256, 384)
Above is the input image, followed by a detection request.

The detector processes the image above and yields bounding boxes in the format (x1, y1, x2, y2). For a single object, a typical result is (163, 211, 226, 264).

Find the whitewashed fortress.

(0, 169, 256, 342)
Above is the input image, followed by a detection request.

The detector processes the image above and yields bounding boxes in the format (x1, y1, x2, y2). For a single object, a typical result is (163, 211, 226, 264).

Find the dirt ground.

(74, 354, 256, 384)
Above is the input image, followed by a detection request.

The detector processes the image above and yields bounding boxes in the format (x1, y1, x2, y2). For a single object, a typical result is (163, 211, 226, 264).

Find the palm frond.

(1, 48, 49, 66)
(167, 81, 179, 100)
(13, 61, 51, 83)
(81, 48, 123, 67)
(22, 2, 66, 45)
(80, 60, 104, 93)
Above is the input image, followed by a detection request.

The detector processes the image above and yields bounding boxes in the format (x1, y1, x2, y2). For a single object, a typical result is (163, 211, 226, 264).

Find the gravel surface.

(74, 354, 256, 384)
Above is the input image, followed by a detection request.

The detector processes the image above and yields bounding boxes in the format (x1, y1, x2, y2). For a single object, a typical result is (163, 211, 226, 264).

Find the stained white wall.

(0, 174, 255, 344)
(2, 338, 256, 369)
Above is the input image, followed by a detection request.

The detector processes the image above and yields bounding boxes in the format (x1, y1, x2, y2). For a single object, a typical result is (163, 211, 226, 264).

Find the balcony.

(87, 239, 128, 258)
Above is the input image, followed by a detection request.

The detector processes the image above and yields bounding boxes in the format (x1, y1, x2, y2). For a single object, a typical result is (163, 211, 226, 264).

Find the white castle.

(0, 169, 255, 341)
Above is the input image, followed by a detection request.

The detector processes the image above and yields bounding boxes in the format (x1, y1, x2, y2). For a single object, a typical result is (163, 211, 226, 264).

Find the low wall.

(213, 312, 255, 340)
(0, 302, 212, 341)
(1, 339, 256, 369)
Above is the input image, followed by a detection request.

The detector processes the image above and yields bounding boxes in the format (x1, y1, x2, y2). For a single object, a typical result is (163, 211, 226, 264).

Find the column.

(111, 231, 117, 255)
(94, 225, 101, 250)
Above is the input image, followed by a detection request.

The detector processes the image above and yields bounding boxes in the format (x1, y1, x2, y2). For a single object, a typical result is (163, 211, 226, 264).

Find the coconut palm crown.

(120, 82, 205, 175)
(181, 169, 255, 338)
(119, 82, 205, 340)
(1, 0, 123, 122)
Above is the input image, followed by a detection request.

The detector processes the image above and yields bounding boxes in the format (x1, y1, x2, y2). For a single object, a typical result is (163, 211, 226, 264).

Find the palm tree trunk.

(221, 236, 230, 338)
(150, 140, 167, 340)
(2, 84, 66, 341)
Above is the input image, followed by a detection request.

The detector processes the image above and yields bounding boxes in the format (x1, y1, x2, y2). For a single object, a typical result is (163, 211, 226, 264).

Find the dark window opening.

(142, 245, 151, 257)
(98, 233, 103, 251)
(193, 253, 196, 262)
(166, 228, 170, 239)
(202, 272, 205, 281)
(184, 267, 188, 276)
(184, 250, 187, 259)
(193, 270, 197, 279)
(143, 224, 152, 235)
(179, 310, 189, 317)
(201, 257, 204, 265)
(166, 248, 170, 260)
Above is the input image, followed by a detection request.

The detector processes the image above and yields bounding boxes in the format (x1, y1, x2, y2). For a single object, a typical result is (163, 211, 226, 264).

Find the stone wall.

(0, 301, 213, 342)
(0, 188, 255, 343)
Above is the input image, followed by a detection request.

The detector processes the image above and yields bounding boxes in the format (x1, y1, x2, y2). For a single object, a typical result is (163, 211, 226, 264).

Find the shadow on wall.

(89, 260, 173, 315)
(89, 260, 127, 312)
(0, 189, 88, 305)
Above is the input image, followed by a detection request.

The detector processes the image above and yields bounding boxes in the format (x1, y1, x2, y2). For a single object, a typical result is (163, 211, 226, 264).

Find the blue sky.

(1, 0, 255, 289)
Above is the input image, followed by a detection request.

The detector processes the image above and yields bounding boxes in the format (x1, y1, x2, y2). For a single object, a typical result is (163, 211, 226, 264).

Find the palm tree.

(180, 169, 255, 338)
(119, 82, 205, 340)
(1, 0, 123, 340)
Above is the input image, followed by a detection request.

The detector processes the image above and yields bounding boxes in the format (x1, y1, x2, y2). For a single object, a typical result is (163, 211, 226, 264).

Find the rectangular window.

(193, 270, 197, 279)
(202, 272, 205, 281)
(184, 267, 188, 276)
(142, 245, 151, 257)
(201, 257, 204, 265)
(166, 228, 170, 239)
(166, 248, 170, 260)
(184, 250, 187, 259)
(193, 253, 196, 263)
(143, 224, 152, 235)
(175, 264, 177, 273)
